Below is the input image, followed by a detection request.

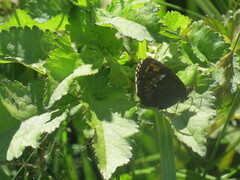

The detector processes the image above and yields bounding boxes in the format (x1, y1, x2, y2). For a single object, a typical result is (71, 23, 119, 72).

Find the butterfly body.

(136, 58, 188, 109)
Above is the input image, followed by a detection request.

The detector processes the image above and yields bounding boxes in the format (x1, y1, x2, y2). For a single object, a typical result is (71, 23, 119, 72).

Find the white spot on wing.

(159, 74, 166, 80)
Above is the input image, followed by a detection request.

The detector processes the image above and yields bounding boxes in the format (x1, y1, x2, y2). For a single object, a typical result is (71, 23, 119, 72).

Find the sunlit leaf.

(93, 113, 138, 180)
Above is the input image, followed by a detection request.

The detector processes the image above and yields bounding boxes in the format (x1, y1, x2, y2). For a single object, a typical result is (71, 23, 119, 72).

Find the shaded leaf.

(44, 36, 99, 108)
(24, 0, 70, 23)
(47, 64, 98, 108)
(166, 91, 216, 156)
(81, 69, 135, 119)
(156, 42, 191, 72)
(0, 80, 44, 120)
(0, 26, 58, 73)
(67, 7, 123, 56)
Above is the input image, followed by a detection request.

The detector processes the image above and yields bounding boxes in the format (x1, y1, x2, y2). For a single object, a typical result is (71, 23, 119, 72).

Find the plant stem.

(202, 86, 240, 179)
(194, 0, 221, 18)
(153, 108, 176, 180)
(156, 1, 203, 18)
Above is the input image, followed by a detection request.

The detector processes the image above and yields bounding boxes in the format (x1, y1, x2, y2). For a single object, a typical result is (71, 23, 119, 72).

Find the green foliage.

(93, 112, 138, 180)
(0, 0, 239, 180)
(0, 26, 58, 72)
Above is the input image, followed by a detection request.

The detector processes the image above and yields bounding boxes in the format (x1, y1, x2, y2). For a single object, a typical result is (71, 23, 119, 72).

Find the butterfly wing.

(136, 58, 187, 109)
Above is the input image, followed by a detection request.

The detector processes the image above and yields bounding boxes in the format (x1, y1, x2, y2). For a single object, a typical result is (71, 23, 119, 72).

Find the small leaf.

(177, 64, 198, 86)
(119, 0, 160, 34)
(161, 11, 192, 34)
(0, 9, 69, 32)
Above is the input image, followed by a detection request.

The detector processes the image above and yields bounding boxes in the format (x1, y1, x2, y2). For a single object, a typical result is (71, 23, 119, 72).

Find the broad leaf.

(188, 21, 230, 62)
(80, 69, 135, 119)
(7, 110, 67, 160)
(166, 91, 216, 156)
(44, 36, 99, 108)
(67, 8, 123, 56)
(97, 16, 154, 41)
(0, 80, 66, 161)
(0, 26, 58, 73)
(93, 112, 138, 180)
(23, 0, 70, 23)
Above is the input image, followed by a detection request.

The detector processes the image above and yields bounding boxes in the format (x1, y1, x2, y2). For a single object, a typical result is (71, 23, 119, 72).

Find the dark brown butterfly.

(135, 58, 191, 109)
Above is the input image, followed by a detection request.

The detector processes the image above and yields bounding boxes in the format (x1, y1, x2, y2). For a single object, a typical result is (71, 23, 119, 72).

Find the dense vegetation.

(0, 0, 239, 179)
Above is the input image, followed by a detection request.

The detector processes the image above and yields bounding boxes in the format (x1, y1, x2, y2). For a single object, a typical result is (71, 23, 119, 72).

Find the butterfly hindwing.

(136, 58, 188, 109)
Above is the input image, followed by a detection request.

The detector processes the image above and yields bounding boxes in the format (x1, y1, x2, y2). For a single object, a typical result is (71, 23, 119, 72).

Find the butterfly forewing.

(136, 58, 188, 109)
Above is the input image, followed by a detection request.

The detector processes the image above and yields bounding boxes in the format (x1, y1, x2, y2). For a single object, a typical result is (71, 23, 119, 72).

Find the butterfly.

(135, 58, 191, 109)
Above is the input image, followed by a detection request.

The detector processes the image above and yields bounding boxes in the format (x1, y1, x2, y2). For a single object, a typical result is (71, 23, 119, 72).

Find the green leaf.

(46, 64, 98, 108)
(43, 35, 100, 108)
(166, 91, 216, 157)
(44, 36, 83, 81)
(92, 112, 138, 180)
(97, 16, 154, 41)
(96, 0, 162, 41)
(188, 21, 230, 62)
(38, 12, 69, 31)
(0, 81, 43, 121)
(161, 11, 192, 34)
(23, 0, 70, 23)
(0, 10, 38, 31)
(177, 64, 198, 86)
(0, 26, 58, 73)
(7, 110, 68, 160)
(67, 7, 123, 56)
(0, 9, 69, 32)
(119, 0, 160, 33)
(203, 10, 240, 44)
(108, 58, 134, 87)
(105, 0, 160, 35)
(0, 80, 44, 161)
(80, 69, 136, 119)
(156, 42, 191, 72)
(80, 47, 105, 69)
